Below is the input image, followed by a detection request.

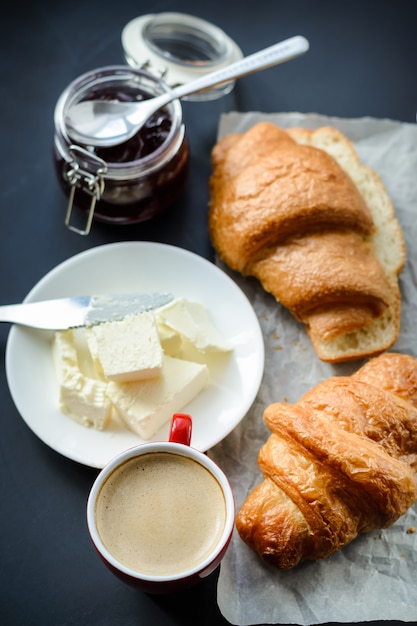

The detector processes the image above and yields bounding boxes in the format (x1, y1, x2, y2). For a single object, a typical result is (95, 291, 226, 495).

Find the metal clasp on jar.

(64, 145, 108, 235)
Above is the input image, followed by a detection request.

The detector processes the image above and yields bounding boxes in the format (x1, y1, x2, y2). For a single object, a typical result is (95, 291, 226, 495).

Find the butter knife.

(0, 292, 174, 330)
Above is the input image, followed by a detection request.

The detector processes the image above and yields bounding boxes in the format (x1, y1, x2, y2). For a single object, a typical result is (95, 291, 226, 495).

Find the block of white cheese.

(106, 355, 209, 439)
(52, 330, 112, 430)
(86, 312, 163, 382)
(155, 298, 232, 354)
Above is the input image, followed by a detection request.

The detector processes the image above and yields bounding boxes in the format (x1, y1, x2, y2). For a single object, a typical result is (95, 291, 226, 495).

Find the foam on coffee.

(95, 452, 227, 576)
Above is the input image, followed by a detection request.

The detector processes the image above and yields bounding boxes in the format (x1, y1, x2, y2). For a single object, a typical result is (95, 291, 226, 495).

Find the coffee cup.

(87, 413, 235, 593)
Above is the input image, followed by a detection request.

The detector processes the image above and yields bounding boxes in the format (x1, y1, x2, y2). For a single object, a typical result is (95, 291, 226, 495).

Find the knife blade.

(0, 292, 174, 330)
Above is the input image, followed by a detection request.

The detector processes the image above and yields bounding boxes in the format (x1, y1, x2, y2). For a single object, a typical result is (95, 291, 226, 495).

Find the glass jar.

(122, 12, 243, 99)
(53, 66, 189, 235)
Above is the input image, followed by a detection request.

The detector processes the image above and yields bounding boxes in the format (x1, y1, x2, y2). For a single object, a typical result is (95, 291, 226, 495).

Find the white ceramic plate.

(6, 242, 264, 468)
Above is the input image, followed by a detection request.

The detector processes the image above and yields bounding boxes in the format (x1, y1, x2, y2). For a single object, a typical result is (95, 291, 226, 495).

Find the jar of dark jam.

(53, 66, 189, 235)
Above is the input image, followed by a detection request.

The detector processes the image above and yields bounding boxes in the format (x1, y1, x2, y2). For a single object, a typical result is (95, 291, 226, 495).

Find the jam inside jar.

(53, 66, 189, 234)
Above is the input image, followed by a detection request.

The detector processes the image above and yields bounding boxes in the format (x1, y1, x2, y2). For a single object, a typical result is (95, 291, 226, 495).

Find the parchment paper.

(208, 112, 417, 625)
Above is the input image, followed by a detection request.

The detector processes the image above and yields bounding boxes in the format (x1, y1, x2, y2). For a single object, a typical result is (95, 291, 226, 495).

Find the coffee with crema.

(95, 452, 227, 576)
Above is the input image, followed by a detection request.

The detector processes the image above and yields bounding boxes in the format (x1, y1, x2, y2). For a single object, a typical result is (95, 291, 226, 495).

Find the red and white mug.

(87, 413, 235, 593)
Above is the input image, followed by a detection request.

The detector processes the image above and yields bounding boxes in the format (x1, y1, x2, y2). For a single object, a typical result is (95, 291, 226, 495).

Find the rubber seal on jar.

(121, 12, 243, 100)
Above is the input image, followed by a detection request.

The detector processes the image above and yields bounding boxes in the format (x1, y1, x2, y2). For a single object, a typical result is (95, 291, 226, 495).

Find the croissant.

(236, 352, 417, 569)
(208, 122, 405, 363)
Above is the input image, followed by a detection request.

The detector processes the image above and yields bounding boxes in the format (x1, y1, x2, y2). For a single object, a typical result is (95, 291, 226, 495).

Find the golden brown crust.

(209, 123, 375, 273)
(236, 477, 313, 569)
(250, 231, 391, 329)
(235, 353, 417, 569)
(352, 351, 417, 407)
(208, 122, 405, 362)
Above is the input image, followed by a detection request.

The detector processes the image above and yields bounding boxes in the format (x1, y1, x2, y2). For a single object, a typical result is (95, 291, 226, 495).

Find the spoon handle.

(66, 35, 310, 146)
(160, 35, 309, 104)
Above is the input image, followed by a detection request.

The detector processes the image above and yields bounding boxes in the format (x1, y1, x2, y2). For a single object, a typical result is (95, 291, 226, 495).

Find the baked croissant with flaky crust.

(209, 122, 405, 363)
(236, 352, 417, 569)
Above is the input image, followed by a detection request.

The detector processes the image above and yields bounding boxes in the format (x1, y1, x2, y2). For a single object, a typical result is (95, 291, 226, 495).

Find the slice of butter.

(155, 298, 231, 354)
(106, 355, 209, 439)
(52, 330, 112, 430)
(86, 312, 163, 382)
(156, 321, 183, 355)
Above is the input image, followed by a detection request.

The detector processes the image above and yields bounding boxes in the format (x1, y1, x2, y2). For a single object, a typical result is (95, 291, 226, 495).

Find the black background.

(1, 1, 417, 624)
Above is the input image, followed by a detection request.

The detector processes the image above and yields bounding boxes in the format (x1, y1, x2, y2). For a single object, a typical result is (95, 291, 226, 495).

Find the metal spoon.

(65, 35, 309, 147)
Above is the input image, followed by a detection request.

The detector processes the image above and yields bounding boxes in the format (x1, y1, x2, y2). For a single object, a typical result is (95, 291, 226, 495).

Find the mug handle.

(169, 413, 193, 446)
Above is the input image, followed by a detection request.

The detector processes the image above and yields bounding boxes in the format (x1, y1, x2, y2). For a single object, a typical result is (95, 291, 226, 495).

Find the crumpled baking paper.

(208, 112, 417, 625)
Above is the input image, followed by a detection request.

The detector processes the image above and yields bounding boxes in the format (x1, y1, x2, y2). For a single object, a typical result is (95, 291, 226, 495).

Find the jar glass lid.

(121, 13, 243, 100)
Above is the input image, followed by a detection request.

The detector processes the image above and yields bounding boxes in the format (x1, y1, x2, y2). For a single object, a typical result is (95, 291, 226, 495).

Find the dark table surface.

(2, 1, 417, 625)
